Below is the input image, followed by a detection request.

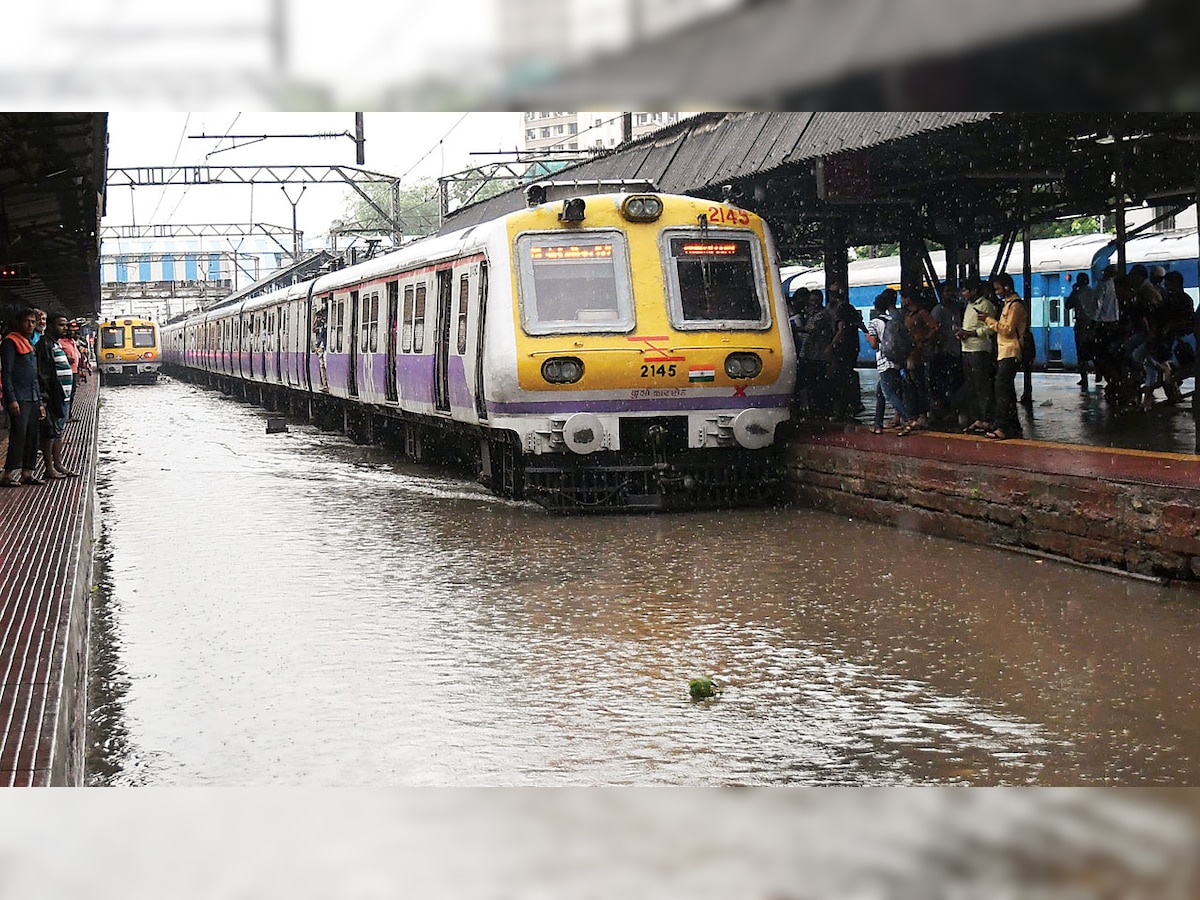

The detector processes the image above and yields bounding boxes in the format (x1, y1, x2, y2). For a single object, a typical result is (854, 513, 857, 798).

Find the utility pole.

(281, 185, 307, 260)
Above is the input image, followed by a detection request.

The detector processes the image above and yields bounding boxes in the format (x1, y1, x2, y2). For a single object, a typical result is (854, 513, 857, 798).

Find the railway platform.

(786, 371, 1200, 583)
(0, 375, 98, 786)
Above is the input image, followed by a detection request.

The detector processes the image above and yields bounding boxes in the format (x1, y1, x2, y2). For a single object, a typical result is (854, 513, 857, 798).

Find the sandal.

(870, 427, 883, 435)
(22, 474, 47, 485)
(58, 468, 80, 478)
(897, 421, 918, 436)
(985, 429, 1008, 440)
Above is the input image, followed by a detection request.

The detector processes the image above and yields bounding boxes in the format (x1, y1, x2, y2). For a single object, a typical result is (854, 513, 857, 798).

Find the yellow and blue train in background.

(783, 228, 1200, 367)
(97, 317, 161, 384)
(161, 184, 796, 512)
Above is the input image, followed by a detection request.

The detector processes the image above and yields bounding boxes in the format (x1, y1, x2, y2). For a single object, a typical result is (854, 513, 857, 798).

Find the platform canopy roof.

(0, 112, 108, 319)
(443, 112, 1200, 260)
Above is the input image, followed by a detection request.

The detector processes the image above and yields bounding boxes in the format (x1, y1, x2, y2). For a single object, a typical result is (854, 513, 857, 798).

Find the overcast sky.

(104, 112, 525, 245)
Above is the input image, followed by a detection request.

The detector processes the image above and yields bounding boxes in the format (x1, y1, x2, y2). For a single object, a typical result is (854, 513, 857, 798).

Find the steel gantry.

(99, 222, 301, 258)
(105, 165, 405, 246)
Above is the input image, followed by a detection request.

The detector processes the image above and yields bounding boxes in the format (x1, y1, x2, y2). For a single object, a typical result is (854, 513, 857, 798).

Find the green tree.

(336, 177, 442, 240)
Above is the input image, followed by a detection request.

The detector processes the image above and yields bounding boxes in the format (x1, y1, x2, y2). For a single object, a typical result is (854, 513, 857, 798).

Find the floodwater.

(88, 378, 1200, 785)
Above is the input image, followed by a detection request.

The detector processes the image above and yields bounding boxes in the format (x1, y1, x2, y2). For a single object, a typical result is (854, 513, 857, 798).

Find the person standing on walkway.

(2, 308, 46, 486)
(1066, 273, 1098, 391)
(36, 313, 77, 479)
(865, 291, 912, 434)
(984, 274, 1028, 440)
(955, 279, 997, 434)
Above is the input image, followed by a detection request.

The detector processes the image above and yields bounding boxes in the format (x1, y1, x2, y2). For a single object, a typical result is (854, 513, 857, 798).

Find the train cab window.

(662, 232, 770, 330)
(402, 285, 414, 353)
(360, 294, 370, 353)
(457, 274, 470, 355)
(101, 326, 125, 349)
(515, 230, 633, 334)
(413, 283, 427, 353)
(132, 326, 156, 347)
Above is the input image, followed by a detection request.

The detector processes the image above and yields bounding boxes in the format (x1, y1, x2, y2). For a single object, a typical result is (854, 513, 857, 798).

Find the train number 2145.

(640, 363, 677, 378)
(707, 205, 750, 226)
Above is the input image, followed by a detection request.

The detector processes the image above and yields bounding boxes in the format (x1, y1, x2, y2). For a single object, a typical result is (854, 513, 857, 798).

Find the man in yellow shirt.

(983, 273, 1028, 440)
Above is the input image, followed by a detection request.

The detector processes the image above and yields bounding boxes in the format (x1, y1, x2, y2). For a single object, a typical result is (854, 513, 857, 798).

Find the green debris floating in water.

(689, 676, 718, 700)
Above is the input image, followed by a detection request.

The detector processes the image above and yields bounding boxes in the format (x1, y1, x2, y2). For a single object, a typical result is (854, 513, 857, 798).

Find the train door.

(474, 261, 489, 421)
(434, 269, 453, 413)
(385, 281, 399, 402)
(275, 306, 283, 382)
(248, 314, 255, 379)
(348, 290, 360, 397)
(1042, 274, 1064, 366)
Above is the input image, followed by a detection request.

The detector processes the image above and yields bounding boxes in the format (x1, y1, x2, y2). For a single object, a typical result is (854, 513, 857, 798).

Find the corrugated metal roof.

(783, 111, 992, 165)
(438, 112, 994, 233)
(739, 113, 816, 176)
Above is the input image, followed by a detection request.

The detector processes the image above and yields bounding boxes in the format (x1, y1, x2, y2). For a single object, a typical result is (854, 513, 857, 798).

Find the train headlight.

(104, 352, 115, 359)
(724, 352, 762, 379)
(620, 195, 663, 222)
(559, 198, 587, 222)
(541, 356, 584, 384)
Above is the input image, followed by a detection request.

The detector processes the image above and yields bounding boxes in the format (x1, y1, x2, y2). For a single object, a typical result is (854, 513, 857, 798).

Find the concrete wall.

(784, 431, 1200, 583)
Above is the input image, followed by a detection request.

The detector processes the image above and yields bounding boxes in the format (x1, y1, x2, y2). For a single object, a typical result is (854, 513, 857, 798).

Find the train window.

(457, 274, 470, 355)
(414, 283, 426, 353)
(101, 326, 125, 349)
(369, 291, 380, 353)
(661, 231, 769, 330)
(360, 294, 370, 353)
(515, 230, 633, 334)
(335, 300, 345, 353)
(131, 326, 156, 348)
(402, 285, 414, 353)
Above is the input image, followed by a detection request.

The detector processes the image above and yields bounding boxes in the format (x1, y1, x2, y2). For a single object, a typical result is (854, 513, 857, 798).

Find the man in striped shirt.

(36, 313, 78, 479)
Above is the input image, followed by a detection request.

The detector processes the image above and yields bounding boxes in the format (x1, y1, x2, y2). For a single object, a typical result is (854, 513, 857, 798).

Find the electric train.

(97, 317, 161, 384)
(161, 184, 797, 512)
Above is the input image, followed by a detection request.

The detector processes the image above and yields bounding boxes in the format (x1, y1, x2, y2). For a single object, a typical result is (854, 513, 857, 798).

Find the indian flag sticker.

(688, 366, 716, 383)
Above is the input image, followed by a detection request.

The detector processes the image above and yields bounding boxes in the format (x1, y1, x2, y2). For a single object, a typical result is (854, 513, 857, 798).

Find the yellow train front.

(489, 188, 796, 511)
(97, 317, 161, 384)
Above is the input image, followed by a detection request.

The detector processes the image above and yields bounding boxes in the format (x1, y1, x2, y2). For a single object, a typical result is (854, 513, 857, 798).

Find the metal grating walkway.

(0, 376, 98, 786)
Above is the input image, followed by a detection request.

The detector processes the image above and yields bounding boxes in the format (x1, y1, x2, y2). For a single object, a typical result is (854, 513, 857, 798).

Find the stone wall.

(784, 429, 1200, 583)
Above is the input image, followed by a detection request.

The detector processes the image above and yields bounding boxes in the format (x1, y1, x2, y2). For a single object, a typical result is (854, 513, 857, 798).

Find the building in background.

(522, 111, 691, 153)
(100, 234, 300, 321)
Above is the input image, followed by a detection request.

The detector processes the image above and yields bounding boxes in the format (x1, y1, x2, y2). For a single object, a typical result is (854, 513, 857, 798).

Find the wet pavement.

(854, 369, 1196, 454)
(89, 377, 1200, 785)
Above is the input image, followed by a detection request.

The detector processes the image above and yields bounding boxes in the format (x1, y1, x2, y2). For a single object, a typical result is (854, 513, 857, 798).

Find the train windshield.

(101, 327, 125, 348)
(516, 231, 634, 334)
(131, 326, 156, 348)
(663, 232, 770, 329)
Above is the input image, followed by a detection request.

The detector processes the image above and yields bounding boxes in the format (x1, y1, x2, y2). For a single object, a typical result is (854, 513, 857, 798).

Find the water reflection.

(90, 378, 1200, 784)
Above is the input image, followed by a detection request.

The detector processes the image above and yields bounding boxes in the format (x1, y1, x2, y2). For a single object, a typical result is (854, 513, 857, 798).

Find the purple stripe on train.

(487, 393, 791, 415)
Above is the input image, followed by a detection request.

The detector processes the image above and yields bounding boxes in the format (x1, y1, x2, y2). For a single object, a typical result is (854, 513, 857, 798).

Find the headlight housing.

(724, 352, 762, 379)
(541, 356, 584, 384)
(620, 195, 663, 222)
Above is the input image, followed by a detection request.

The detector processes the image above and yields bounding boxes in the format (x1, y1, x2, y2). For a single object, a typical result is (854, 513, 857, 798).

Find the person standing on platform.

(929, 285, 963, 428)
(35, 313, 77, 479)
(2, 308, 46, 486)
(865, 291, 911, 434)
(58, 320, 83, 420)
(1065, 273, 1098, 391)
(956, 279, 997, 434)
(984, 273, 1028, 441)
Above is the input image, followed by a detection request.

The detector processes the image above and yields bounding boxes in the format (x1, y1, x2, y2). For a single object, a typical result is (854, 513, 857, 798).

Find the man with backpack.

(865, 290, 913, 435)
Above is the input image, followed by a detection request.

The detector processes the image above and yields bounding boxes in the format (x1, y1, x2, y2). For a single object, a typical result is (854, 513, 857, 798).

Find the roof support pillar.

(1114, 129, 1127, 273)
(898, 217, 925, 294)
(823, 217, 849, 306)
